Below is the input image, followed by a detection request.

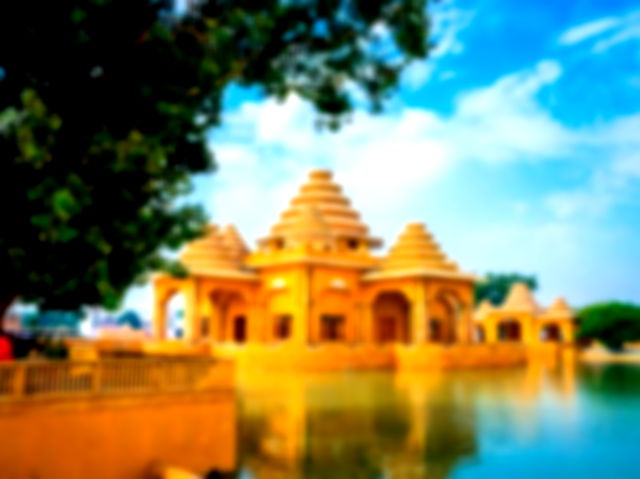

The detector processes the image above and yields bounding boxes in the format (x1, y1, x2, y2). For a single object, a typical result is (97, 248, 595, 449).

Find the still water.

(2, 361, 640, 478)
(238, 362, 640, 479)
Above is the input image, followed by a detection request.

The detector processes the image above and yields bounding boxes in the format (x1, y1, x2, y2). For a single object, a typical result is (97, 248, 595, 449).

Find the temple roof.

(500, 282, 541, 313)
(180, 224, 247, 276)
(381, 222, 460, 273)
(542, 296, 574, 319)
(220, 224, 250, 262)
(264, 169, 381, 246)
(474, 299, 495, 321)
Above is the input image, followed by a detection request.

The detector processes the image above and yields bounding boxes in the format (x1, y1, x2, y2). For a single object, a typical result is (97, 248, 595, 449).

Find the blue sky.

(125, 0, 640, 316)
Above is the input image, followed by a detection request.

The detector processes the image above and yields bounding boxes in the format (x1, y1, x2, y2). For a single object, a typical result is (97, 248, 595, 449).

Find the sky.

(125, 0, 640, 317)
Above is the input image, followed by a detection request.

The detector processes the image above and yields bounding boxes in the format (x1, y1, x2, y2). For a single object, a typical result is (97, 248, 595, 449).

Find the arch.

(428, 295, 458, 344)
(498, 318, 522, 342)
(540, 323, 561, 342)
(475, 324, 485, 343)
(372, 291, 411, 344)
(156, 287, 187, 339)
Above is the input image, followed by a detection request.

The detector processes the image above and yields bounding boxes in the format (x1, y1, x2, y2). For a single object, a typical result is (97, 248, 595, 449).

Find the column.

(411, 283, 427, 345)
(457, 303, 473, 345)
(293, 267, 310, 346)
(182, 281, 198, 343)
(152, 293, 167, 340)
(485, 317, 498, 343)
(210, 299, 222, 344)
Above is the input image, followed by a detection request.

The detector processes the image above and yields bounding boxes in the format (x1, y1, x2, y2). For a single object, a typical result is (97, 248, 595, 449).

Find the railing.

(0, 358, 233, 401)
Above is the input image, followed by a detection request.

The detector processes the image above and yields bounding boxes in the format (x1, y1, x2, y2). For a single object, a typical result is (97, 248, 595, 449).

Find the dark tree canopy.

(474, 273, 538, 306)
(577, 302, 640, 351)
(0, 0, 431, 314)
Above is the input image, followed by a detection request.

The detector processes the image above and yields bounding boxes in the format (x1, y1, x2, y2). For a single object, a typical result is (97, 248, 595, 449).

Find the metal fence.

(0, 358, 233, 400)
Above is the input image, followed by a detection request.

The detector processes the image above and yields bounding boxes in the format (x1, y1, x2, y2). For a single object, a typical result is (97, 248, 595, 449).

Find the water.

(237, 362, 640, 478)
(2, 361, 640, 478)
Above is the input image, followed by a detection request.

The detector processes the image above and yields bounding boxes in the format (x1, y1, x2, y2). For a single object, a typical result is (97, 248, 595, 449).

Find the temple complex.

(474, 282, 576, 345)
(151, 169, 576, 369)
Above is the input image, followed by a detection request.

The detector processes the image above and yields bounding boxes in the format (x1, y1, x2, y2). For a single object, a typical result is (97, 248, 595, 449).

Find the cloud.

(558, 10, 640, 53)
(558, 17, 620, 45)
(206, 59, 578, 244)
(401, 4, 475, 90)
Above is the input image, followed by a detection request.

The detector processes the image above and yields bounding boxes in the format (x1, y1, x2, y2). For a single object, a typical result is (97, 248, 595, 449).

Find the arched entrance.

(498, 319, 521, 342)
(164, 290, 186, 339)
(207, 290, 249, 344)
(475, 325, 485, 343)
(540, 323, 561, 342)
(428, 295, 459, 344)
(372, 292, 411, 344)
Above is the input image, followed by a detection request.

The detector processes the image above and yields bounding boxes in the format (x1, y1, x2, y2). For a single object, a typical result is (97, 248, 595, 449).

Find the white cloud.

(401, 4, 474, 90)
(558, 10, 640, 53)
(558, 17, 620, 45)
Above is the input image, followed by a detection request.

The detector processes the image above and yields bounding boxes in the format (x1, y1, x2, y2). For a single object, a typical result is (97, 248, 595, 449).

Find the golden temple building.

(474, 282, 576, 345)
(151, 169, 576, 369)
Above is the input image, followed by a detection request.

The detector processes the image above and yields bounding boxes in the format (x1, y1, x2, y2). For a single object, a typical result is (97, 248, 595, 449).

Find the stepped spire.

(474, 299, 495, 321)
(543, 296, 573, 318)
(265, 169, 381, 247)
(180, 224, 239, 274)
(221, 224, 250, 262)
(500, 282, 540, 313)
(382, 222, 459, 272)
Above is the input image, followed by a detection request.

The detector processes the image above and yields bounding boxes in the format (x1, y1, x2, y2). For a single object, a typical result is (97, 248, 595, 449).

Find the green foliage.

(22, 310, 84, 336)
(474, 273, 538, 306)
(577, 302, 640, 351)
(117, 310, 144, 329)
(0, 0, 430, 312)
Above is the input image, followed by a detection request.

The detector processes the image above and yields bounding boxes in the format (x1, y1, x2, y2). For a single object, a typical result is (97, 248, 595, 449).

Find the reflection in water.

(5, 357, 640, 478)
(238, 358, 581, 479)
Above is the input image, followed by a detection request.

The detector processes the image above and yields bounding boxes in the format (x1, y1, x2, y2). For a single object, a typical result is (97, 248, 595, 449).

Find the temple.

(151, 169, 576, 369)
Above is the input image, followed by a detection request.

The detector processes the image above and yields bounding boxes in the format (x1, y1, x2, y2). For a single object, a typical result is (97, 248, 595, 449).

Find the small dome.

(500, 282, 540, 313)
(474, 300, 495, 321)
(382, 222, 458, 272)
(544, 297, 573, 318)
(180, 224, 239, 273)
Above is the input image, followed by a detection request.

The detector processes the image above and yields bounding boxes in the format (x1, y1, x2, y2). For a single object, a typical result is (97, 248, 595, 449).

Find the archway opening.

(165, 290, 185, 339)
(429, 296, 458, 344)
(541, 323, 561, 342)
(372, 292, 411, 344)
(498, 319, 521, 342)
(475, 325, 485, 343)
(233, 315, 247, 343)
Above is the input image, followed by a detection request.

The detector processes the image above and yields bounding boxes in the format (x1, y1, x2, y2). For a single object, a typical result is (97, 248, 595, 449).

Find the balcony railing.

(0, 358, 233, 401)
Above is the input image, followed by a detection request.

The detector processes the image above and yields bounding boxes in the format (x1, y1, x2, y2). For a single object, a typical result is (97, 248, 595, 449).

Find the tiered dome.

(500, 282, 540, 313)
(180, 224, 240, 274)
(285, 204, 333, 240)
(220, 224, 250, 262)
(381, 222, 459, 272)
(265, 169, 381, 247)
(543, 297, 573, 318)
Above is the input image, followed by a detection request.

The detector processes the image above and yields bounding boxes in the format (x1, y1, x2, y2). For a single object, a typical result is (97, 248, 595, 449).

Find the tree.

(577, 302, 640, 351)
(0, 0, 431, 318)
(117, 310, 144, 329)
(474, 273, 538, 306)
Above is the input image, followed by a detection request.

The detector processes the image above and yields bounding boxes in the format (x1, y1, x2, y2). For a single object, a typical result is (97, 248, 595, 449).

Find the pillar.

(152, 292, 168, 340)
(182, 281, 198, 343)
(210, 298, 222, 344)
(362, 301, 375, 345)
(561, 320, 575, 344)
(411, 283, 427, 345)
(485, 317, 498, 343)
(293, 267, 310, 345)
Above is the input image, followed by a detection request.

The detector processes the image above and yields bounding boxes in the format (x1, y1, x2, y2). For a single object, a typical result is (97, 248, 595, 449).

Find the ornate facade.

(152, 169, 477, 347)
